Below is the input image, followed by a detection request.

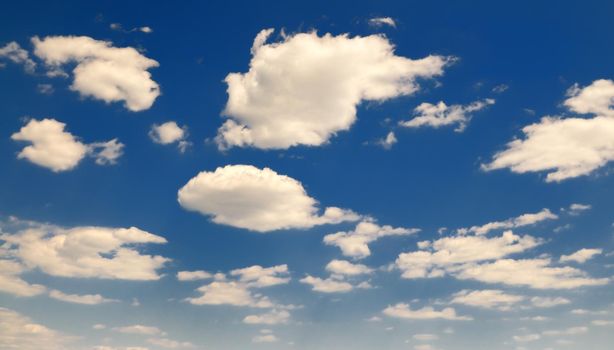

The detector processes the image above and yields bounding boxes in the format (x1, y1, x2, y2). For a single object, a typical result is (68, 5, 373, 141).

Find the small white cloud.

(147, 337, 193, 349)
(230, 264, 290, 288)
(0, 41, 36, 73)
(0, 307, 74, 350)
(0, 260, 46, 297)
(451, 289, 524, 311)
(178, 165, 359, 232)
(513, 334, 540, 342)
(252, 334, 278, 343)
(377, 131, 397, 149)
(530, 296, 570, 308)
(177, 270, 213, 281)
(413, 334, 438, 341)
(114, 325, 164, 336)
(456, 208, 558, 235)
(243, 309, 290, 325)
(300, 275, 353, 293)
(383, 303, 472, 320)
(325, 260, 373, 276)
(560, 248, 602, 263)
(400, 99, 494, 132)
(368, 17, 397, 28)
(185, 281, 273, 308)
(149, 121, 190, 152)
(89, 138, 124, 165)
(49, 289, 117, 305)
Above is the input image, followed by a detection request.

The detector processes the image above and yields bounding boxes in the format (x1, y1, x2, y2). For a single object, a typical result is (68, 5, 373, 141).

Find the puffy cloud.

(300, 275, 353, 293)
(530, 296, 570, 308)
(178, 165, 359, 232)
(0, 260, 46, 297)
(114, 325, 164, 335)
(400, 99, 494, 132)
(230, 264, 290, 287)
(11, 118, 124, 172)
(560, 248, 602, 263)
(456, 258, 609, 289)
(48, 289, 117, 305)
(0, 307, 74, 350)
(456, 208, 557, 235)
(395, 231, 541, 279)
(216, 29, 452, 149)
(324, 220, 419, 259)
(383, 303, 472, 320)
(32, 35, 160, 111)
(0, 41, 36, 73)
(325, 260, 373, 276)
(368, 17, 396, 28)
(186, 281, 273, 307)
(176, 270, 213, 281)
(450, 289, 524, 311)
(243, 309, 290, 325)
(1, 221, 169, 280)
(149, 122, 190, 152)
(147, 338, 193, 349)
(484, 79, 614, 182)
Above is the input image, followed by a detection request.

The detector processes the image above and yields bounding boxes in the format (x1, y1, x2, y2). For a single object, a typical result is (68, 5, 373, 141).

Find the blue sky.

(1, 1, 614, 349)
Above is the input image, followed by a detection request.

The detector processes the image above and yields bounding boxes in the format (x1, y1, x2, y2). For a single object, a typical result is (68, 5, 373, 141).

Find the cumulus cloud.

(32, 35, 160, 111)
(383, 303, 472, 320)
(484, 79, 614, 182)
(395, 230, 541, 278)
(456, 258, 609, 289)
(149, 121, 190, 152)
(230, 264, 290, 287)
(48, 289, 117, 305)
(300, 275, 354, 293)
(368, 17, 397, 28)
(325, 260, 373, 276)
(560, 248, 602, 263)
(450, 289, 524, 311)
(243, 309, 290, 325)
(456, 208, 558, 235)
(0, 220, 169, 281)
(186, 281, 272, 307)
(400, 98, 494, 132)
(178, 165, 359, 232)
(177, 270, 213, 281)
(0, 41, 36, 73)
(0, 260, 46, 297)
(0, 307, 74, 350)
(11, 118, 124, 171)
(324, 220, 419, 259)
(216, 29, 452, 149)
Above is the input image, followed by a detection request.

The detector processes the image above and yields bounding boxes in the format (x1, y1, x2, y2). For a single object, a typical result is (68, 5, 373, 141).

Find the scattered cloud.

(32, 35, 160, 111)
(178, 165, 359, 232)
(400, 99, 494, 132)
(300, 275, 354, 293)
(0, 41, 36, 73)
(149, 121, 190, 152)
(383, 303, 472, 320)
(530, 296, 571, 308)
(114, 325, 165, 336)
(560, 248, 602, 263)
(368, 17, 396, 28)
(216, 29, 452, 149)
(325, 260, 373, 276)
(230, 264, 290, 287)
(456, 208, 558, 235)
(243, 309, 290, 325)
(147, 337, 193, 349)
(377, 131, 397, 149)
(48, 289, 117, 305)
(450, 289, 524, 311)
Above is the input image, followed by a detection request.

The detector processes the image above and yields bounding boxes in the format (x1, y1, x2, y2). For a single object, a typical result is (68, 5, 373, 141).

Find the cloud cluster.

(11, 118, 124, 172)
(216, 29, 452, 149)
(324, 220, 419, 259)
(484, 79, 614, 182)
(178, 165, 359, 232)
(32, 36, 160, 111)
(400, 98, 494, 132)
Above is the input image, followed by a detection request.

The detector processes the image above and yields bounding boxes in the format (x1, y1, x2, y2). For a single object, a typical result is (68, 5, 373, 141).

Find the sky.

(1, 1, 614, 349)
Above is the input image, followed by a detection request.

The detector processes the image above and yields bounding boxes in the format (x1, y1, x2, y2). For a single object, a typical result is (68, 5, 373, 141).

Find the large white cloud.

(32, 36, 160, 111)
(484, 79, 614, 182)
(324, 220, 419, 259)
(0, 307, 74, 350)
(1, 221, 169, 281)
(11, 118, 124, 172)
(177, 165, 359, 232)
(216, 29, 452, 149)
(400, 98, 494, 132)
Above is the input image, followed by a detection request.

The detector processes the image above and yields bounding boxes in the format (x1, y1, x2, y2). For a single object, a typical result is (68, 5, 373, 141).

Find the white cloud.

(243, 309, 290, 325)
(592, 320, 614, 326)
(542, 326, 588, 336)
(324, 220, 419, 259)
(450, 289, 524, 311)
(0, 41, 36, 73)
(185, 281, 272, 307)
(484, 79, 614, 182)
(513, 334, 540, 342)
(395, 231, 541, 278)
(383, 303, 472, 320)
(48, 289, 117, 305)
(413, 334, 438, 341)
(560, 248, 602, 263)
(1, 221, 169, 280)
(300, 275, 353, 293)
(456, 208, 558, 235)
(0, 307, 74, 350)
(230, 264, 290, 287)
(377, 131, 397, 150)
(400, 98, 494, 132)
(178, 165, 359, 232)
(368, 17, 397, 28)
(325, 260, 373, 276)
(568, 203, 591, 215)
(530, 296, 570, 308)
(147, 338, 193, 349)
(252, 334, 278, 343)
(456, 258, 609, 289)
(32, 35, 160, 111)
(150, 122, 190, 152)
(114, 325, 164, 335)
(92, 324, 106, 330)
(11, 118, 124, 171)
(0, 260, 46, 297)
(177, 270, 213, 281)
(216, 29, 451, 149)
